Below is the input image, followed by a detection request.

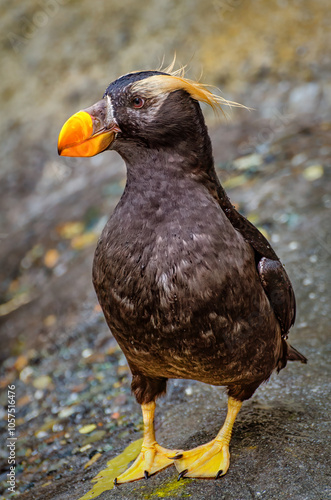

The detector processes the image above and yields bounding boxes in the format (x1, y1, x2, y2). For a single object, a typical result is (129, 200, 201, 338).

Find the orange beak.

(58, 100, 121, 157)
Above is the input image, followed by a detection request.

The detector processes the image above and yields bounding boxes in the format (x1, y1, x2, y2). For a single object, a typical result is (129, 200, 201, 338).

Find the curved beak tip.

(57, 111, 94, 157)
(57, 109, 118, 158)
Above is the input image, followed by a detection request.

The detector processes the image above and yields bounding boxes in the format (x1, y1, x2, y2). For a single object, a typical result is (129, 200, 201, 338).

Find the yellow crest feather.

(132, 70, 246, 115)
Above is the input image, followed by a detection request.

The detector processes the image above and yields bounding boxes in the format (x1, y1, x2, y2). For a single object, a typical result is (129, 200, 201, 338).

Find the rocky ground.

(0, 1, 330, 499)
(0, 114, 330, 500)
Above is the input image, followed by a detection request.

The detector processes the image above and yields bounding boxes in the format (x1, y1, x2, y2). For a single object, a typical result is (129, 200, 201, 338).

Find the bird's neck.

(118, 133, 219, 195)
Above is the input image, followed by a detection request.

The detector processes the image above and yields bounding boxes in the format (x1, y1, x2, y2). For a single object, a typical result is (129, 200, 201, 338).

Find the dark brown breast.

(92, 175, 281, 387)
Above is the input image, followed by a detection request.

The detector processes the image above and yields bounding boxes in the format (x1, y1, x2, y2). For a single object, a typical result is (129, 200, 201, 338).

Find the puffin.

(58, 69, 307, 483)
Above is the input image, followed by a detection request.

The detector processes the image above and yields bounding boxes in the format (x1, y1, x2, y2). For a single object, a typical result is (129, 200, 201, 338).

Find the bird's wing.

(216, 184, 296, 337)
(257, 257, 296, 335)
(216, 185, 278, 260)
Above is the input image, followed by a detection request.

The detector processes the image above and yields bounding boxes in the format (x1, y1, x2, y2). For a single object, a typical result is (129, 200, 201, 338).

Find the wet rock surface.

(1, 1, 331, 499)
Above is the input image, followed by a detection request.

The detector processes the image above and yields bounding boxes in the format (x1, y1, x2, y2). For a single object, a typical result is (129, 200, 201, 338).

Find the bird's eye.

(132, 97, 145, 109)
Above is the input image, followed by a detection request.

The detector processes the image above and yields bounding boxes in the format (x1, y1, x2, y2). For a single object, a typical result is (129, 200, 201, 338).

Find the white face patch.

(106, 94, 119, 128)
(140, 93, 168, 122)
(126, 91, 169, 124)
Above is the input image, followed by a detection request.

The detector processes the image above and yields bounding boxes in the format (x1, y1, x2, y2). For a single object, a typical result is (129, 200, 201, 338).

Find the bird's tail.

(286, 342, 307, 363)
(277, 339, 307, 371)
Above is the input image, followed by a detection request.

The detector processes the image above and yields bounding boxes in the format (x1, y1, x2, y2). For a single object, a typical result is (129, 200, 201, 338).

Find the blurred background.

(0, 1, 330, 499)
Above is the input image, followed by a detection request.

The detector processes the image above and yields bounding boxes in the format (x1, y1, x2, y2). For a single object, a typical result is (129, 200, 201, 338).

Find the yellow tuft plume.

(132, 71, 246, 115)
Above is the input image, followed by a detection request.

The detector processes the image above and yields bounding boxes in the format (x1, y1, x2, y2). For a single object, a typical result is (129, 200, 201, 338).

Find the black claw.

(171, 453, 183, 460)
(144, 470, 149, 480)
(215, 469, 223, 480)
(177, 469, 188, 481)
(114, 477, 118, 486)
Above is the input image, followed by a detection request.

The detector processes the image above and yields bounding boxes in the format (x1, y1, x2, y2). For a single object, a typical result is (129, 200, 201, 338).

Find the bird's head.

(58, 70, 241, 159)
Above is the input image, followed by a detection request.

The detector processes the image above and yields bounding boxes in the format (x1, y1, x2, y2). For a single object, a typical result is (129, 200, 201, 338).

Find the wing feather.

(216, 184, 296, 337)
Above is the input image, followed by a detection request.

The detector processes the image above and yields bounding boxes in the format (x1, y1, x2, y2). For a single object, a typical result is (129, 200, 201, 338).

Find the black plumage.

(58, 69, 306, 482)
